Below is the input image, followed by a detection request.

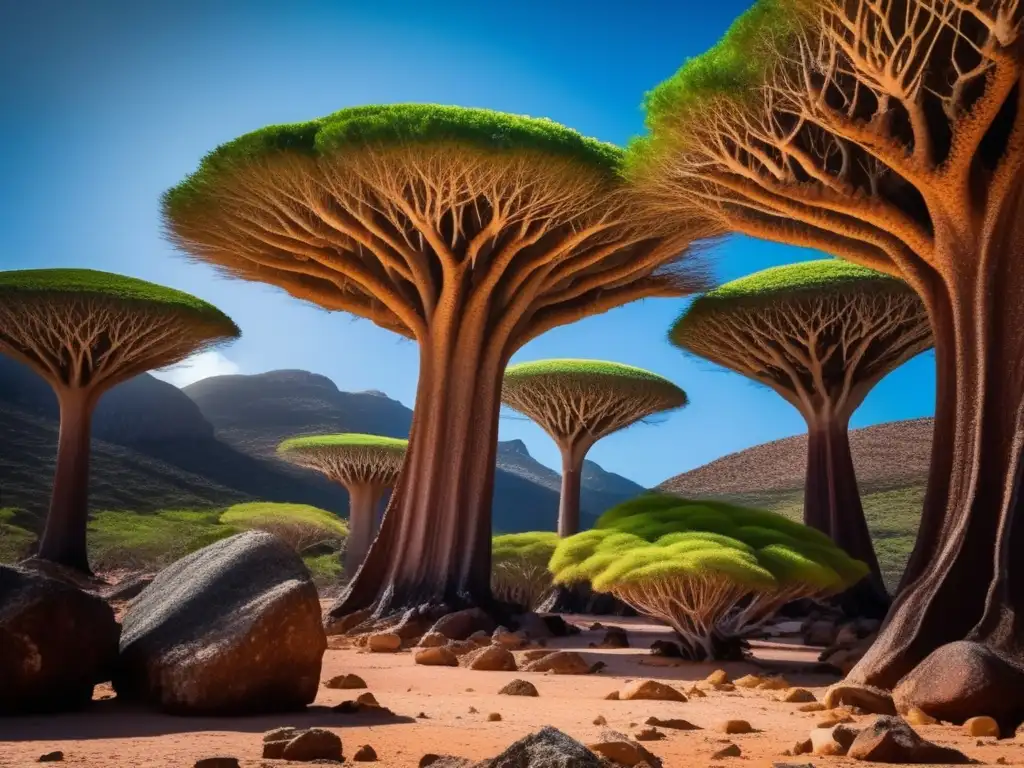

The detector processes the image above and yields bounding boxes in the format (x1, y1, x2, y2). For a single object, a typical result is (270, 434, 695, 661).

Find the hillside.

(0, 360, 639, 538)
(658, 418, 934, 589)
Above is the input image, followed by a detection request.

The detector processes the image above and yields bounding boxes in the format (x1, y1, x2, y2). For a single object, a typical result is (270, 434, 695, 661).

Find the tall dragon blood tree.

(501, 359, 688, 537)
(0, 268, 240, 572)
(277, 434, 407, 579)
(670, 260, 932, 618)
(162, 104, 711, 625)
(631, 0, 1024, 688)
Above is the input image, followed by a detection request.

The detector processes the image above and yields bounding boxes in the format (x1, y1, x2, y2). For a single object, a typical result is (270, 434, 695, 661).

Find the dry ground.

(1, 616, 1020, 768)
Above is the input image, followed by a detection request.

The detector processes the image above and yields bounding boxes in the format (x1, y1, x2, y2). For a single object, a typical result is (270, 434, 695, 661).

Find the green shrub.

(303, 553, 344, 588)
(0, 508, 36, 563)
(87, 509, 236, 572)
(551, 494, 868, 659)
(220, 502, 348, 555)
(492, 532, 559, 610)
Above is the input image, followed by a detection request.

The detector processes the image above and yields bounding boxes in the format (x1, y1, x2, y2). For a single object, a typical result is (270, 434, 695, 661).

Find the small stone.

(634, 727, 665, 741)
(645, 716, 700, 731)
(468, 706, 479, 713)
(718, 720, 753, 734)
(281, 728, 343, 762)
(468, 630, 492, 645)
(711, 743, 742, 759)
(593, 715, 608, 725)
(687, 685, 707, 698)
(521, 650, 591, 675)
(848, 715, 970, 763)
(357, 692, 381, 708)
(706, 669, 730, 685)
(757, 676, 791, 691)
(324, 673, 367, 689)
(964, 715, 1000, 738)
(782, 688, 817, 703)
(824, 682, 896, 715)
(415, 646, 459, 667)
(587, 732, 660, 766)
(798, 702, 827, 712)
(816, 713, 854, 728)
(418, 632, 449, 648)
(417, 712, 428, 718)
(492, 627, 527, 649)
(498, 679, 539, 696)
(734, 674, 763, 689)
(38, 754, 64, 764)
(353, 744, 377, 762)
(620, 679, 687, 702)
(368, 633, 402, 652)
(791, 738, 812, 755)
(520, 649, 554, 663)
(905, 707, 937, 726)
(467, 645, 517, 672)
(193, 760, 239, 768)
(487, 712, 502, 722)
(714, 682, 737, 692)
(811, 724, 860, 756)
(605, 690, 620, 700)
(263, 727, 303, 743)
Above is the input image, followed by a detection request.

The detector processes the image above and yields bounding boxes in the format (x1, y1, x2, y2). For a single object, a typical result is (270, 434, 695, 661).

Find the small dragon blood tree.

(163, 104, 711, 627)
(670, 260, 931, 618)
(630, 0, 1024, 688)
(277, 434, 407, 578)
(550, 493, 868, 660)
(501, 359, 688, 537)
(0, 268, 240, 572)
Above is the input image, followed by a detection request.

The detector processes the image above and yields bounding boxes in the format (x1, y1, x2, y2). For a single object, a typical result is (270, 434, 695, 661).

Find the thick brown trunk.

(328, 323, 505, 619)
(803, 415, 890, 619)
(343, 484, 382, 580)
(557, 444, 585, 538)
(37, 389, 95, 573)
(851, 205, 1024, 688)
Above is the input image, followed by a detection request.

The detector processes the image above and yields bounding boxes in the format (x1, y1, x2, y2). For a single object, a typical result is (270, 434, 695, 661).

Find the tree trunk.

(850, 209, 1024, 688)
(328, 324, 505, 619)
(37, 388, 95, 573)
(803, 415, 890, 619)
(557, 444, 585, 538)
(343, 484, 383, 580)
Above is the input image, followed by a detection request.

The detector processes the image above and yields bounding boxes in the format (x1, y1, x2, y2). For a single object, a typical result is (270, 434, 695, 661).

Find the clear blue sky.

(0, 0, 936, 487)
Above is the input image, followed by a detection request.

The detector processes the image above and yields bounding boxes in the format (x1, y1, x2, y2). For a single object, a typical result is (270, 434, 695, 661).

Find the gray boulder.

(0, 565, 119, 714)
(114, 531, 326, 714)
(477, 727, 606, 768)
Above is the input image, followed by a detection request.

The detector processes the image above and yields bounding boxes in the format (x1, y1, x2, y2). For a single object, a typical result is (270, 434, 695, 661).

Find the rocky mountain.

(0, 359, 641, 534)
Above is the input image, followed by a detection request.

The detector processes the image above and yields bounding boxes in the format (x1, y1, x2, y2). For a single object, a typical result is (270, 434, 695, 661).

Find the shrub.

(550, 494, 868, 659)
(87, 509, 236, 572)
(219, 502, 348, 555)
(0, 508, 36, 563)
(492, 532, 559, 610)
(303, 553, 344, 589)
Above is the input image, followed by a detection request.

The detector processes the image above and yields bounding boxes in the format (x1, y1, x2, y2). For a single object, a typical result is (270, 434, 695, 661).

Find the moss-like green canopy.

(166, 104, 623, 210)
(492, 531, 559, 567)
(220, 502, 349, 537)
(505, 359, 682, 390)
(0, 268, 239, 332)
(550, 493, 868, 593)
(277, 433, 408, 456)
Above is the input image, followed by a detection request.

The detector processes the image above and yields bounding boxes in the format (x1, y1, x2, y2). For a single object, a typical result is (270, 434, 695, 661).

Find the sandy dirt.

(1, 616, 1020, 768)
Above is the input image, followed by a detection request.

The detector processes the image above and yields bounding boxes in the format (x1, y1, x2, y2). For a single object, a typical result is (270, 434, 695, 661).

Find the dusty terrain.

(0, 616, 1018, 768)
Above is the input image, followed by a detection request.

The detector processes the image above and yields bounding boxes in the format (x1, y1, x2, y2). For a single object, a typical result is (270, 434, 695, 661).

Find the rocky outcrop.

(114, 531, 326, 714)
(0, 565, 119, 714)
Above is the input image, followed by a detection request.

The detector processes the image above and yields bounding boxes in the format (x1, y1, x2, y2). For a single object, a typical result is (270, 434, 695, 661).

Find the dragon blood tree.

(551, 493, 868, 660)
(277, 434, 407, 578)
(502, 359, 687, 537)
(0, 268, 240, 572)
(630, 0, 1024, 688)
(162, 104, 711, 624)
(670, 260, 931, 618)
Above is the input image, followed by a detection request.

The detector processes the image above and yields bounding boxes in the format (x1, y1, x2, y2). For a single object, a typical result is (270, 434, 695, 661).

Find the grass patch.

(303, 553, 343, 587)
(87, 509, 237, 572)
(0, 508, 36, 563)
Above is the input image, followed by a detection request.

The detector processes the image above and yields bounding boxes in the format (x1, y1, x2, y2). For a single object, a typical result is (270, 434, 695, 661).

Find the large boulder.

(846, 716, 970, 763)
(893, 641, 1024, 731)
(482, 726, 607, 767)
(0, 565, 119, 714)
(114, 531, 326, 714)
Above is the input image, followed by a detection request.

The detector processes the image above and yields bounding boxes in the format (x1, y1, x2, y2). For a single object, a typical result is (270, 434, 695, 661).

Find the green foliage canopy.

(220, 502, 349, 538)
(277, 433, 408, 457)
(492, 531, 559, 567)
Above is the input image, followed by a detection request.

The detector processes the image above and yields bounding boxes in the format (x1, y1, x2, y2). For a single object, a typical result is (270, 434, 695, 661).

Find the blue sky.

(0, 0, 936, 487)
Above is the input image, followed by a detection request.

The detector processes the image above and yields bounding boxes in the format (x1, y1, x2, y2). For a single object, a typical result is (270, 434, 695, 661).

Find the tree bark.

(328, 323, 506, 620)
(557, 444, 585, 538)
(803, 415, 891, 619)
(850, 206, 1024, 688)
(343, 484, 383, 580)
(37, 388, 95, 573)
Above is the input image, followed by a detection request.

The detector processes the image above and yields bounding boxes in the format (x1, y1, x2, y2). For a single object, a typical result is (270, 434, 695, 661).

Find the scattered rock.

(634, 727, 665, 741)
(893, 640, 1024, 731)
(418, 632, 449, 648)
(847, 715, 970, 763)
(353, 744, 377, 762)
(713, 682, 737, 692)
(448, 640, 479, 657)
(113, 532, 325, 715)
(687, 685, 707, 698)
(498, 679, 538, 697)
(193, 759, 239, 768)
(280, 728, 343, 762)
(620, 680, 687, 702)
(816, 712, 854, 728)
(706, 669, 730, 685)
(798, 703, 827, 712)
(964, 715, 1000, 738)
(593, 715, 608, 725)
(811, 724, 861, 756)
(520, 649, 554, 663)
(599, 627, 630, 649)
(428, 608, 496, 641)
(904, 707, 937, 726)
(492, 726, 608, 767)
(466, 645, 517, 672)
(487, 712, 502, 721)
(605, 690, 620, 700)
(734, 674, 763, 689)
(522, 650, 591, 675)
(790, 739, 812, 756)
(415, 647, 459, 667)
(468, 706, 479, 714)
(492, 627, 527, 649)
(757, 676, 791, 691)
(368, 633, 402, 653)
(468, 630, 492, 646)
(824, 682, 896, 715)
(356, 692, 380, 708)
(324, 673, 367, 690)
(710, 743, 742, 759)
(645, 716, 700, 731)
(263, 727, 303, 742)
(37, 753, 64, 763)
(418, 757, 473, 768)
(650, 640, 684, 657)
(588, 730, 662, 767)
(783, 688, 817, 703)
(417, 711, 428, 718)
(718, 720, 753, 734)
(0, 565, 119, 714)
